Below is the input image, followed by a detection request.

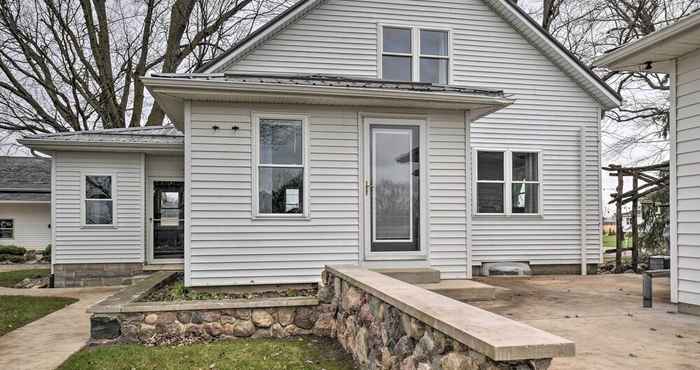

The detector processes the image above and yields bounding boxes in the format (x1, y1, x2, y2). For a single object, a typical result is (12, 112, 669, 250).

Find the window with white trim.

(0, 219, 13, 239)
(84, 175, 114, 225)
(381, 26, 449, 84)
(475, 150, 541, 215)
(255, 117, 307, 216)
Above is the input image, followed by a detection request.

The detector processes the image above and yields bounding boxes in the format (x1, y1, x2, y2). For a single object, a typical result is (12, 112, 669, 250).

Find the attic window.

(380, 26, 450, 84)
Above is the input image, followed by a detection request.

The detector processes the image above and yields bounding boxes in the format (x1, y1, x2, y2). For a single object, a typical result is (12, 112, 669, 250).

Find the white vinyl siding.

(223, 0, 602, 270)
(146, 155, 184, 178)
(0, 204, 50, 250)
(53, 151, 144, 263)
(187, 103, 468, 285)
(675, 48, 700, 306)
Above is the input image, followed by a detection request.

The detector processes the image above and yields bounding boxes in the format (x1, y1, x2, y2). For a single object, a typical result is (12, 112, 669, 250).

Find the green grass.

(58, 338, 357, 370)
(0, 268, 50, 287)
(603, 234, 617, 249)
(0, 295, 77, 336)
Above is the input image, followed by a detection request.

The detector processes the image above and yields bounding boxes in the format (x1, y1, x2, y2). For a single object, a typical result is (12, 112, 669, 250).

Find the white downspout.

(465, 111, 473, 279)
(579, 126, 587, 275)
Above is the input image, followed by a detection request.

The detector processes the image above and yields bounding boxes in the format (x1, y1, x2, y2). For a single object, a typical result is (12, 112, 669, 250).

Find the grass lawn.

(58, 338, 357, 370)
(0, 295, 77, 336)
(0, 268, 50, 288)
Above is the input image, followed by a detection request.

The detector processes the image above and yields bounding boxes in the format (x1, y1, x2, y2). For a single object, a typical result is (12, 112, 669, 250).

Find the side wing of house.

(676, 48, 700, 309)
(185, 0, 606, 286)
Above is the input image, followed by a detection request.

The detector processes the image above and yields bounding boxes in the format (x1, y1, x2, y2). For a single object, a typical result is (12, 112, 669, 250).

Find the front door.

(364, 118, 425, 258)
(151, 181, 184, 261)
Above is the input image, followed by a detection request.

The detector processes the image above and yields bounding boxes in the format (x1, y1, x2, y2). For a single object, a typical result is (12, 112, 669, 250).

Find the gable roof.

(18, 125, 184, 153)
(0, 156, 51, 202)
(197, 0, 621, 109)
(594, 10, 700, 73)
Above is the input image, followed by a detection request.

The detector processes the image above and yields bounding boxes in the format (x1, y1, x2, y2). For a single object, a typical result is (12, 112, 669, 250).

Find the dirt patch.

(140, 273, 318, 302)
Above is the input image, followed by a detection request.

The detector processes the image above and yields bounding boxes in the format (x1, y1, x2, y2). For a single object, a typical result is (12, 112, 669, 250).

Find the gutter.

(17, 139, 184, 153)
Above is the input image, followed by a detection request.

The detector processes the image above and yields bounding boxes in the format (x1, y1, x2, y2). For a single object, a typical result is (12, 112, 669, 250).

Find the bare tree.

(0, 0, 291, 136)
(523, 0, 699, 163)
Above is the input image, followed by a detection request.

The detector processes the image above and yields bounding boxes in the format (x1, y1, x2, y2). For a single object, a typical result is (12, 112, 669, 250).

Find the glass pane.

(85, 176, 112, 199)
(154, 220, 184, 259)
(382, 55, 412, 81)
(477, 183, 503, 213)
(0, 219, 12, 229)
(259, 167, 304, 214)
(86, 200, 113, 224)
(420, 58, 448, 84)
(477, 152, 504, 181)
(259, 119, 303, 165)
(383, 27, 411, 53)
(374, 128, 413, 240)
(0, 229, 12, 239)
(420, 30, 448, 56)
(513, 152, 538, 181)
(512, 183, 539, 213)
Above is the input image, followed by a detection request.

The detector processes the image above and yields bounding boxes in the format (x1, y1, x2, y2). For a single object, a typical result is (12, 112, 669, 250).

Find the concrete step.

(372, 268, 441, 284)
(418, 280, 512, 302)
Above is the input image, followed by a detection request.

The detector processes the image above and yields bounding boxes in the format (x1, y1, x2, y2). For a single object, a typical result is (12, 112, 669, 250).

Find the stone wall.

(325, 271, 553, 370)
(54, 263, 143, 288)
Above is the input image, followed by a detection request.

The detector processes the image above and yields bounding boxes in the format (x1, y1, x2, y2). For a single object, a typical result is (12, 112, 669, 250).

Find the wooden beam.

(632, 173, 639, 273)
(616, 170, 624, 272)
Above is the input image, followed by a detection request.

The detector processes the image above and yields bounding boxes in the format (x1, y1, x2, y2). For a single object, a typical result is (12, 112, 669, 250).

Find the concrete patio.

(472, 274, 700, 370)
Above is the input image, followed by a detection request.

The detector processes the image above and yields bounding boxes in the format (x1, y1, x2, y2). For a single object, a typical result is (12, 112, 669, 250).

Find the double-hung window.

(83, 175, 115, 225)
(475, 150, 541, 215)
(0, 219, 13, 239)
(381, 26, 450, 84)
(254, 115, 308, 217)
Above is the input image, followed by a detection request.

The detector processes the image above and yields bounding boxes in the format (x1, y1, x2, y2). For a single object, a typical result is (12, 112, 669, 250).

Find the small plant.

(169, 281, 189, 300)
(0, 245, 27, 256)
(0, 254, 26, 263)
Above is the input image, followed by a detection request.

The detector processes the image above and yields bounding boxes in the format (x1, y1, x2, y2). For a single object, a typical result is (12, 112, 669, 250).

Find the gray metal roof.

(151, 73, 508, 97)
(0, 156, 51, 202)
(22, 125, 184, 145)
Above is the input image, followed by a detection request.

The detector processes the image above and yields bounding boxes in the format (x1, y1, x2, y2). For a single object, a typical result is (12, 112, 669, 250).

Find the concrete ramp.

(419, 280, 512, 301)
(371, 268, 441, 284)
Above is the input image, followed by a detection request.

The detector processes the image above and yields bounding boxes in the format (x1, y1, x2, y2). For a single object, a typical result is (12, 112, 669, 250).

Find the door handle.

(365, 180, 374, 195)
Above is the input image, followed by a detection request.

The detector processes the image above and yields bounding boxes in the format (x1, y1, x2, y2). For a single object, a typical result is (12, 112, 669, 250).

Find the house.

(595, 10, 700, 316)
(0, 156, 51, 250)
(20, 0, 621, 288)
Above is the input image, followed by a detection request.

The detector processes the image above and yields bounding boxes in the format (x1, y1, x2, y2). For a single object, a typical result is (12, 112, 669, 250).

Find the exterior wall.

(222, 0, 602, 271)
(54, 262, 143, 288)
(146, 154, 184, 178)
(52, 151, 145, 264)
(187, 102, 468, 285)
(0, 203, 50, 249)
(675, 48, 700, 309)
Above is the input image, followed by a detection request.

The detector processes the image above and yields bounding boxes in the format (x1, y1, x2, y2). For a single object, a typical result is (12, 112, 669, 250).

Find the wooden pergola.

(602, 162, 669, 272)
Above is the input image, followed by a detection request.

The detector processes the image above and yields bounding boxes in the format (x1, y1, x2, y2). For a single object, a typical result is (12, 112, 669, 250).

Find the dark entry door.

(152, 181, 184, 260)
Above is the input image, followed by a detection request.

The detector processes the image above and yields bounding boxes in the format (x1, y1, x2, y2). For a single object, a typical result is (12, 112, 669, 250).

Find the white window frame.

(0, 219, 13, 239)
(472, 149, 543, 216)
(377, 23, 453, 84)
(251, 112, 310, 219)
(81, 173, 117, 228)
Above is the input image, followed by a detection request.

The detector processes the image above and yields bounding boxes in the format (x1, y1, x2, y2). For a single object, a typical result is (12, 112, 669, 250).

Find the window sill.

(251, 215, 311, 221)
(473, 213, 544, 219)
(80, 225, 118, 230)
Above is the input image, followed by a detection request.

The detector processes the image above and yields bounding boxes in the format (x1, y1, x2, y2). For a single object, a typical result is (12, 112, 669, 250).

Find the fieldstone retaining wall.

(325, 270, 552, 370)
(90, 268, 570, 370)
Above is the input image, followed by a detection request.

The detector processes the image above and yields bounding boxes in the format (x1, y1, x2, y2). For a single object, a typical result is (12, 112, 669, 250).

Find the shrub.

(0, 245, 26, 256)
(42, 245, 51, 262)
(0, 254, 26, 263)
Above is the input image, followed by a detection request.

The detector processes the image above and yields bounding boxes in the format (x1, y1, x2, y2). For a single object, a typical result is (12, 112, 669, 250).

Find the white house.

(0, 156, 51, 250)
(20, 0, 621, 288)
(596, 10, 700, 316)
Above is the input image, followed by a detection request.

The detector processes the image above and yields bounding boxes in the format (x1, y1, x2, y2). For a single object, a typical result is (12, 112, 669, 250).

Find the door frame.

(146, 176, 185, 264)
(361, 115, 428, 261)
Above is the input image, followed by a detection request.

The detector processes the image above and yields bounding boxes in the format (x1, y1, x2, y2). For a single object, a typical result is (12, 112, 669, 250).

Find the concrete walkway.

(0, 286, 120, 370)
(473, 274, 700, 370)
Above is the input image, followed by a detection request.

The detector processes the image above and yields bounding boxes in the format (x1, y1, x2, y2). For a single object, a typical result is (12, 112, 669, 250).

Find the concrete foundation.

(679, 302, 700, 316)
(53, 263, 144, 288)
(473, 263, 599, 276)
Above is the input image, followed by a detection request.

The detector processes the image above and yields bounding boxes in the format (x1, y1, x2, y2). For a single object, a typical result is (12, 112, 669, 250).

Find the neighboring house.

(20, 0, 621, 288)
(0, 156, 51, 250)
(596, 10, 700, 315)
(602, 217, 616, 234)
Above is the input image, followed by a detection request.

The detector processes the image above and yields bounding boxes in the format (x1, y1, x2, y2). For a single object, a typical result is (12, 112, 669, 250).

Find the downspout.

(579, 126, 587, 275)
(465, 110, 473, 279)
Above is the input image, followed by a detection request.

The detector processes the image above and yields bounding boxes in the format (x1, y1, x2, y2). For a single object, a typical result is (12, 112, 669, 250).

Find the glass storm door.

(152, 181, 184, 260)
(369, 125, 421, 252)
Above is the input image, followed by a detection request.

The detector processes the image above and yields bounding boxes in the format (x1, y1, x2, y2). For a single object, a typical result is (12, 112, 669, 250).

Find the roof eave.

(142, 76, 515, 125)
(17, 139, 184, 154)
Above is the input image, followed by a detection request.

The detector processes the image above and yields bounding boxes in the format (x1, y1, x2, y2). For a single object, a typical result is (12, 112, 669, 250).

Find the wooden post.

(616, 170, 624, 272)
(632, 172, 639, 273)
